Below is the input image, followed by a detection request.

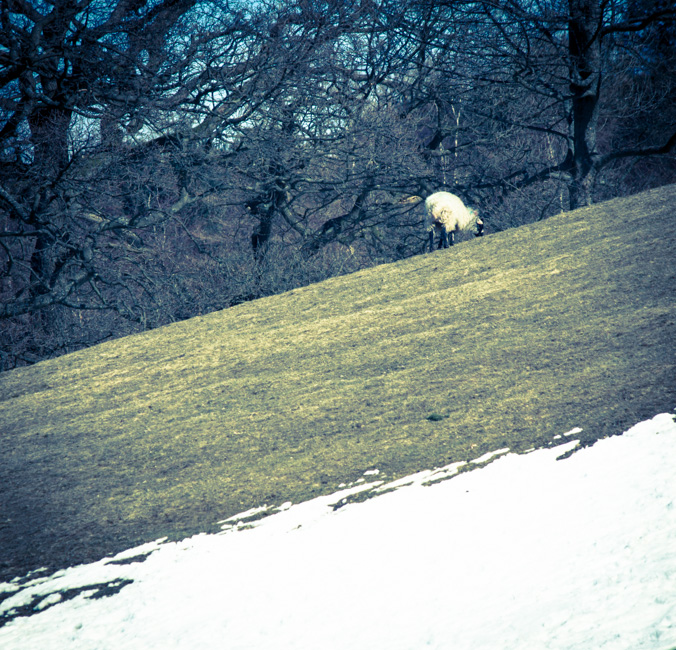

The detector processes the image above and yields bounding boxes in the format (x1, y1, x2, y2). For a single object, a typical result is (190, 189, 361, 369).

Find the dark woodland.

(1, 0, 675, 369)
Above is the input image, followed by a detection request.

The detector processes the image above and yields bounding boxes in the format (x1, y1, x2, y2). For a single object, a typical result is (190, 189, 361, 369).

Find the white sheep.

(424, 192, 482, 251)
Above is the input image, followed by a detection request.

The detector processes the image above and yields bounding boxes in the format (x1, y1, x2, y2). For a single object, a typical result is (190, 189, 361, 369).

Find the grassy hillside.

(1, 185, 675, 581)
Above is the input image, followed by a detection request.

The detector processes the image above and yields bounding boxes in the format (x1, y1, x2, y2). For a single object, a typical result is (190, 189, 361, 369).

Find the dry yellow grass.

(1, 185, 675, 580)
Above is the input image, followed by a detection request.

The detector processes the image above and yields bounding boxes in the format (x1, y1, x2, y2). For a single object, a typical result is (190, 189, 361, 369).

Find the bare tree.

(452, 1, 674, 208)
(0, 0, 274, 366)
(1, 0, 204, 317)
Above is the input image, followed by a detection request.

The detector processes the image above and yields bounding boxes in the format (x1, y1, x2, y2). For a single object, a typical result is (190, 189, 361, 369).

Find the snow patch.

(1, 414, 675, 650)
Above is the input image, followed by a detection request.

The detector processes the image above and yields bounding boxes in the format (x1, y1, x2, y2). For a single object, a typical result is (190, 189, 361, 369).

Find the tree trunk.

(567, 0, 602, 209)
(27, 106, 72, 299)
(247, 196, 276, 257)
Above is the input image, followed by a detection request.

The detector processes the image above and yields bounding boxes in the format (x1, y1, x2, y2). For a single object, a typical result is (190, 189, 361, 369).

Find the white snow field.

(1, 413, 675, 650)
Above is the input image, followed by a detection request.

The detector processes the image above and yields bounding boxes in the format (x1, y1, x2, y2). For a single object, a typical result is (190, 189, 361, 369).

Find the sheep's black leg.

(428, 228, 435, 252)
(439, 225, 449, 248)
(448, 230, 455, 246)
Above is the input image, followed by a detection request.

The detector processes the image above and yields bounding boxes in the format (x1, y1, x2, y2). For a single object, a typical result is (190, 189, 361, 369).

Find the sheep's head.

(474, 215, 485, 237)
(466, 208, 484, 237)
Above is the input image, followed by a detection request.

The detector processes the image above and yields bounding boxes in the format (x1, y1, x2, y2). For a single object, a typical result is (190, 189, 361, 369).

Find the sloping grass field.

(1, 185, 675, 582)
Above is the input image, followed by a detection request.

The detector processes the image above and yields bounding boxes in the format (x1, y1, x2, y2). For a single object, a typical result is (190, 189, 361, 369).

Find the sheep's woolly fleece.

(1, 413, 675, 650)
(425, 191, 477, 232)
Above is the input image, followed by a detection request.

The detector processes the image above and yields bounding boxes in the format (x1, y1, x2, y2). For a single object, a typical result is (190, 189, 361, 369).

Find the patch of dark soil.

(0, 578, 133, 628)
